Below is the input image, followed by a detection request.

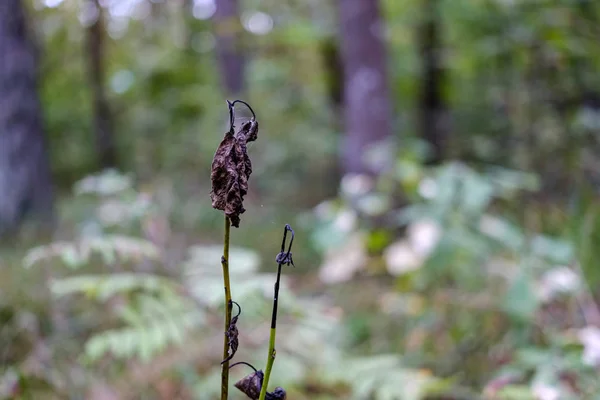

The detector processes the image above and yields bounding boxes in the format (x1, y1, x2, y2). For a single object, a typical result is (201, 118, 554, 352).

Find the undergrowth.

(2, 149, 600, 399)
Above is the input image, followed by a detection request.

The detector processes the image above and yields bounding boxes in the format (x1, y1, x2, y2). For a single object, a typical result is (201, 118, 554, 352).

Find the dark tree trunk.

(213, 0, 245, 95)
(418, 0, 448, 164)
(338, 0, 393, 175)
(0, 0, 54, 233)
(86, 0, 116, 169)
(321, 36, 344, 112)
(320, 35, 345, 187)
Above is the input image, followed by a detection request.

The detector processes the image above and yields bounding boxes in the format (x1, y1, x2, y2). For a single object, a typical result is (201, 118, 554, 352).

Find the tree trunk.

(321, 36, 344, 112)
(86, 0, 117, 169)
(213, 0, 245, 95)
(418, 0, 448, 164)
(338, 0, 393, 175)
(0, 0, 54, 233)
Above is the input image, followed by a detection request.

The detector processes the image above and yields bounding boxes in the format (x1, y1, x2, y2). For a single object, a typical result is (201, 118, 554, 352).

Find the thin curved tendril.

(229, 361, 258, 373)
(231, 99, 256, 120)
(281, 224, 294, 256)
(231, 300, 241, 319)
(276, 224, 295, 266)
(227, 99, 257, 132)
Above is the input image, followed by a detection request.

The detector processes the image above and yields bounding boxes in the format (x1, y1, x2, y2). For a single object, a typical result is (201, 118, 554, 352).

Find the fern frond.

(84, 303, 202, 363)
(322, 355, 448, 400)
(23, 235, 160, 269)
(51, 273, 176, 301)
(50, 272, 204, 363)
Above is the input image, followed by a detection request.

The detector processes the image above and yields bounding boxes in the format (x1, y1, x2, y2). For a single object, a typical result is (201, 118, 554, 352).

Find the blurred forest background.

(1, 0, 600, 398)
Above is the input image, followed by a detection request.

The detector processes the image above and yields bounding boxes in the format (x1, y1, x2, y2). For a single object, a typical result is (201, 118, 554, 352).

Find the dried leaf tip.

(210, 100, 259, 228)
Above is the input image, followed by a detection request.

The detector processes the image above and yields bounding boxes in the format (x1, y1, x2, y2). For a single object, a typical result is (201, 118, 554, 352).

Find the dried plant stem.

(221, 216, 232, 400)
(258, 262, 283, 400)
(258, 224, 294, 400)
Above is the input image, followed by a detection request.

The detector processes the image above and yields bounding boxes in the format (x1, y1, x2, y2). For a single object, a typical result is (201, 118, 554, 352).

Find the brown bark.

(338, 0, 393, 175)
(86, 0, 117, 168)
(0, 0, 54, 233)
(213, 0, 245, 95)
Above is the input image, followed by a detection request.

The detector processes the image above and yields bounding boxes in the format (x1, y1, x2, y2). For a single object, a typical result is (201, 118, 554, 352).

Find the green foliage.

(82, 290, 203, 363)
(23, 235, 160, 269)
(22, 223, 199, 364)
(322, 355, 451, 400)
(5, 0, 600, 398)
(51, 271, 171, 297)
(502, 268, 538, 321)
(309, 157, 599, 398)
(13, 172, 375, 399)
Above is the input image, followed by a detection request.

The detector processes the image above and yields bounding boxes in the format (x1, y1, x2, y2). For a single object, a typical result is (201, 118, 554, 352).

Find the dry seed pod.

(210, 113, 259, 228)
(234, 370, 287, 400)
(234, 370, 263, 399)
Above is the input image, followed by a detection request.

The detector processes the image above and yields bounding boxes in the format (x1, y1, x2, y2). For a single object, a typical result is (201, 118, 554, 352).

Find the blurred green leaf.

(503, 270, 539, 321)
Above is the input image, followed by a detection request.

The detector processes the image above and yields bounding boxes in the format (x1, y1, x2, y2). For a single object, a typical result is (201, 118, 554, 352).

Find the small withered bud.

(234, 370, 287, 400)
(275, 224, 295, 267)
(210, 100, 259, 228)
(267, 387, 287, 400)
(275, 251, 294, 267)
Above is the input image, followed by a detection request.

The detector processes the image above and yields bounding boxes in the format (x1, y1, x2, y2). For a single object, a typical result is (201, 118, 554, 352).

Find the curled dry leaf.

(221, 302, 241, 364)
(234, 370, 287, 400)
(210, 118, 259, 227)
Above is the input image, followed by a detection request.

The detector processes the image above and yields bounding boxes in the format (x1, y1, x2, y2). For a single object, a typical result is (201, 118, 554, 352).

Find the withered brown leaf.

(221, 302, 241, 364)
(210, 118, 259, 228)
(234, 370, 287, 400)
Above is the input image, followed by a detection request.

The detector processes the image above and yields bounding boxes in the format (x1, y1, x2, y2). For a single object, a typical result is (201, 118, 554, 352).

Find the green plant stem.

(221, 216, 232, 400)
(258, 262, 283, 400)
(259, 329, 277, 400)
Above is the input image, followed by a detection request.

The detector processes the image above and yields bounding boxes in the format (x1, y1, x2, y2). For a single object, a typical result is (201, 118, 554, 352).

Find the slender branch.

(221, 216, 232, 400)
(258, 225, 294, 400)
